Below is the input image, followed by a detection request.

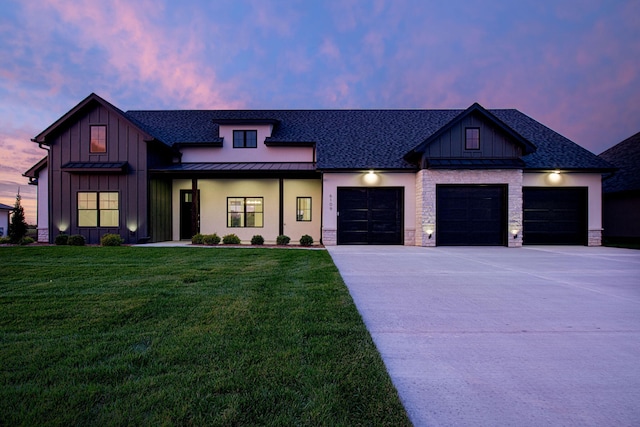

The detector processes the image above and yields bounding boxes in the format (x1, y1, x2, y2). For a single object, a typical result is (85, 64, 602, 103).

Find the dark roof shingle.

(126, 108, 610, 171)
(599, 131, 640, 193)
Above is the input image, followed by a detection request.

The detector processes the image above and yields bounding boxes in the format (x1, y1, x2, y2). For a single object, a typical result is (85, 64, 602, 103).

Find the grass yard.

(0, 247, 410, 426)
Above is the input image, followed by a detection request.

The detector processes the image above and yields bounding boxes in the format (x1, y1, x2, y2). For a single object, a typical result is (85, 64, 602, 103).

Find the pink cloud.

(28, 0, 241, 109)
(319, 38, 341, 62)
(0, 128, 43, 224)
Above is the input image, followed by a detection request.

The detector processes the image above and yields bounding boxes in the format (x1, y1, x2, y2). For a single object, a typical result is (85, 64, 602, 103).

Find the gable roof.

(23, 156, 48, 179)
(128, 107, 610, 171)
(599, 131, 640, 193)
(32, 93, 156, 145)
(404, 103, 537, 163)
(0, 203, 13, 211)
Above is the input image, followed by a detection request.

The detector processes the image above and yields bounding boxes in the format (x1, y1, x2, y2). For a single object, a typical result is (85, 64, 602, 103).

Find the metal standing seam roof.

(151, 162, 317, 172)
(125, 109, 612, 171)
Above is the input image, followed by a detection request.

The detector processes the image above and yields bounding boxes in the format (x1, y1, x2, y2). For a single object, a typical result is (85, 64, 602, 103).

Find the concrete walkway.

(327, 245, 640, 427)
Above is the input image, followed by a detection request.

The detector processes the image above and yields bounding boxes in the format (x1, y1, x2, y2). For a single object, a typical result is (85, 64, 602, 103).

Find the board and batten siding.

(423, 115, 523, 159)
(48, 103, 150, 244)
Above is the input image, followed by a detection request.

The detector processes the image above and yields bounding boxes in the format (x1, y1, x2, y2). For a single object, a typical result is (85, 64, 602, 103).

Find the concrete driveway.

(326, 245, 640, 427)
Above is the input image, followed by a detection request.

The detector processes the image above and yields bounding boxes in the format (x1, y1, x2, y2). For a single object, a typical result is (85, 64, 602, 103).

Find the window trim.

(77, 191, 119, 228)
(90, 125, 107, 153)
(227, 197, 264, 228)
(465, 127, 480, 150)
(233, 130, 258, 148)
(296, 197, 312, 221)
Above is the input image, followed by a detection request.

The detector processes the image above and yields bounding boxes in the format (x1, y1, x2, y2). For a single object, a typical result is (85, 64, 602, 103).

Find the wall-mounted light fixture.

(58, 223, 68, 233)
(511, 229, 519, 239)
(549, 170, 562, 183)
(426, 229, 433, 239)
(363, 170, 379, 185)
(128, 222, 137, 235)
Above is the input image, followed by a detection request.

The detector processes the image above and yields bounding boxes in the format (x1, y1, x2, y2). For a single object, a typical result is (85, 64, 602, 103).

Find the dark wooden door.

(337, 187, 403, 245)
(180, 190, 199, 240)
(436, 185, 506, 246)
(523, 187, 587, 245)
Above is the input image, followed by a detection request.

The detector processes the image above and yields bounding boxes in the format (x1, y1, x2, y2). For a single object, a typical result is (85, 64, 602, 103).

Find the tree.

(8, 191, 28, 244)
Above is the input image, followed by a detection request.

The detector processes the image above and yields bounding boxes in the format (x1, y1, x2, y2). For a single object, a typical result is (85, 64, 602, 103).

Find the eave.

(31, 93, 155, 145)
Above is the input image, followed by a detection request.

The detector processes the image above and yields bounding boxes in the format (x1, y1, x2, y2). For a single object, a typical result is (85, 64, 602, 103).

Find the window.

(228, 197, 263, 227)
(90, 125, 107, 153)
(465, 127, 480, 150)
(233, 130, 257, 148)
(78, 192, 119, 227)
(296, 197, 312, 221)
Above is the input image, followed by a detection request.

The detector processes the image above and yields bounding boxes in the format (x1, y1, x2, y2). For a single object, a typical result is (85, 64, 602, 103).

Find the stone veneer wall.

(37, 228, 49, 243)
(416, 169, 524, 247)
(588, 229, 602, 247)
(322, 228, 336, 246)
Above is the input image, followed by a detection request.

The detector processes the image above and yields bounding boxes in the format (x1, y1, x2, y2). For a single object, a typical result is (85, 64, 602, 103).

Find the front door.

(180, 190, 199, 240)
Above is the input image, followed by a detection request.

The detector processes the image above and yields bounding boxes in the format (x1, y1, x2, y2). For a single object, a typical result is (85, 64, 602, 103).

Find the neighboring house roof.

(23, 156, 48, 185)
(599, 131, 640, 193)
(127, 107, 611, 171)
(0, 203, 13, 211)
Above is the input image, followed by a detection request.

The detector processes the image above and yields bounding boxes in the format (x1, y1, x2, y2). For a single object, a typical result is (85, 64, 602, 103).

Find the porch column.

(279, 178, 284, 236)
(191, 178, 199, 237)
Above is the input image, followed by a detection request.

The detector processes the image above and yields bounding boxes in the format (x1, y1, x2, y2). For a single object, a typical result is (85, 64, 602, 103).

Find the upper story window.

(465, 127, 480, 150)
(90, 125, 107, 153)
(233, 130, 257, 148)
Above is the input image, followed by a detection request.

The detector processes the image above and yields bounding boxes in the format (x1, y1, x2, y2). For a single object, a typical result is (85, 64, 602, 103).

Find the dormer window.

(90, 125, 107, 153)
(233, 130, 257, 148)
(465, 128, 480, 150)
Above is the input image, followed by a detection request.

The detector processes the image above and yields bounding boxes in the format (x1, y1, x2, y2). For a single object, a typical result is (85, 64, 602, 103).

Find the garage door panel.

(523, 187, 587, 245)
(337, 187, 403, 245)
(437, 185, 506, 246)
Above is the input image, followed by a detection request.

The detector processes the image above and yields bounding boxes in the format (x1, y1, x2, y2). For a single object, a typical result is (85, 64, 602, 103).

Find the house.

(599, 132, 640, 244)
(24, 93, 613, 246)
(0, 203, 12, 238)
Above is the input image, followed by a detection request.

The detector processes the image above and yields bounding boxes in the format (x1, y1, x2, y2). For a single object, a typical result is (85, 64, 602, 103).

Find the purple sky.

(1, 0, 638, 223)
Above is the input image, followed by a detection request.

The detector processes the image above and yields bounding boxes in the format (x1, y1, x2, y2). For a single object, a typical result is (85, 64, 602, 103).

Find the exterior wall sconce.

(511, 229, 519, 239)
(426, 229, 433, 239)
(363, 170, 379, 185)
(549, 170, 562, 183)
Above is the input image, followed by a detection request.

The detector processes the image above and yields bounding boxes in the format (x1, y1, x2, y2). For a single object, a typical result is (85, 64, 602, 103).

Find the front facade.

(599, 131, 640, 244)
(25, 94, 613, 246)
(0, 203, 11, 238)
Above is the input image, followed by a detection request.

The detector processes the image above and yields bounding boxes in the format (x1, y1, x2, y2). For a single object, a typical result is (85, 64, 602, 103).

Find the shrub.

(20, 237, 35, 245)
(222, 234, 241, 245)
(8, 192, 27, 244)
(191, 233, 205, 245)
(251, 235, 264, 245)
(67, 234, 86, 246)
(101, 233, 123, 246)
(203, 234, 221, 245)
(299, 234, 314, 246)
(55, 234, 69, 245)
(0, 236, 11, 244)
(276, 235, 290, 245)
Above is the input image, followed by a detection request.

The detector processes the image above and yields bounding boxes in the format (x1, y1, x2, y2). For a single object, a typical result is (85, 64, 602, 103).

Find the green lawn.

(0, 247, 410, 426)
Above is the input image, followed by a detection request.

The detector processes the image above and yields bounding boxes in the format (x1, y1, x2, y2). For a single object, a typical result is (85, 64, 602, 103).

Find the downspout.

(279, 178, 284, 237)
(31, 138, 51, 243)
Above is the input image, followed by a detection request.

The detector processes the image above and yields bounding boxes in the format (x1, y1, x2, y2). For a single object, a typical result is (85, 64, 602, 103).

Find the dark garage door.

(337, 187, 403, 245)
(523, 187, 587, 245)
(436, 185, 506, 246)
